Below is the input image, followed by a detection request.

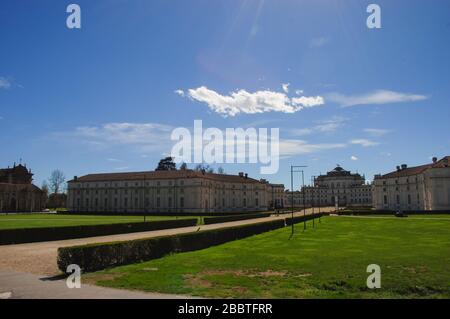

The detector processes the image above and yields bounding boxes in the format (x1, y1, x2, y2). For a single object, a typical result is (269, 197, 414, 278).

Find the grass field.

(86, 215, 450, 298)
(0, 214, 195, 230)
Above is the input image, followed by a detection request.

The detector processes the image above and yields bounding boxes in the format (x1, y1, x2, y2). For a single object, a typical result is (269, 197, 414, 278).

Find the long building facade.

(285, 166, 372, 208)
(0, 163, 46, 212)
(373, 156, 450, 211)
(67, 170, 277, 213)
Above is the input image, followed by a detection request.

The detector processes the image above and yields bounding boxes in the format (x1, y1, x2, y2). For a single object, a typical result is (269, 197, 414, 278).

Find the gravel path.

(0, 208, 332, 277)
(0, 271, 196, 299)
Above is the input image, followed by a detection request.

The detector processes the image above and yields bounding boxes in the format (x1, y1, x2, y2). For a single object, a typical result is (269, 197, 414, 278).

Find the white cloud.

(174, 89, 185, 97)
(328, 90, 427, 107)
(291, 96, 325, 108)
(182, 86, 324, 117)
(0, 77, 11, 89)
(350, 139, 380, 147)
(61, 122, 174, 154)
(290, 116, 347, 136)
(295, 89, 304, 95)
(310, 37, 329, 48)
(350, 155, 359, 161)
(364, 128, 391, 136)
(282, 83, 290, 93)
(280, 139, 346, 157)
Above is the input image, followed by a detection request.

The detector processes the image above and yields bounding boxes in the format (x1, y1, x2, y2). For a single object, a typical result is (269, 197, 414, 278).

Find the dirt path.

(0, 208, 333, 277)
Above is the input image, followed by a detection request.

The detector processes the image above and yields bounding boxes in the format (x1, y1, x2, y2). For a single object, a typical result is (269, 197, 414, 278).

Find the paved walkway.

(0, 271, 194, 299)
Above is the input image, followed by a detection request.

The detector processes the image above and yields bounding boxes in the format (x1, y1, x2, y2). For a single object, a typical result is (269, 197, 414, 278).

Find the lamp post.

(290, 165, 307, 237)
(311, 175, 316, 228)
(316, 176, 321, 223)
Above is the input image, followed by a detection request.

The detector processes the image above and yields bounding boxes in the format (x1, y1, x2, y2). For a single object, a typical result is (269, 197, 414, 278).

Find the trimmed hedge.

(338, 210, 450, 216)
(61, 211, 269, 217)
(58, 219, 286, 272)
(0, 219, 198, 245)
(203, 212, 271, 225)
(58, 214, 323, 272)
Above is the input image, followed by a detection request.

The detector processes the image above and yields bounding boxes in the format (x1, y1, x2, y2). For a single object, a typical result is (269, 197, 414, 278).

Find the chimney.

(396, 166, 401, 172)
(238, 172, 244, 177)
(74, 176, 78, 181)
(401, 164, 407, 170)
(432, 157, 437, 163)
(244, 173, 248, 179)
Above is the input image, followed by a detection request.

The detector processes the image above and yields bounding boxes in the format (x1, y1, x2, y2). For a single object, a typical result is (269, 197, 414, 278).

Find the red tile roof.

(376, 156, 450, 179)
(69, 169, 262, 184)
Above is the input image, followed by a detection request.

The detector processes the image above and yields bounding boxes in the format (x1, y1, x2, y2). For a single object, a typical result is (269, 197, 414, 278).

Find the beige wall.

(68, 177, 270, 213)
(373, 167, 450, 211)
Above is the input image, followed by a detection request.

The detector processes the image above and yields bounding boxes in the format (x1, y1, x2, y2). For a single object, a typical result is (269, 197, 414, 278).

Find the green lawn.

(0, 214, 196, 230)
(86, 215, 450, 298)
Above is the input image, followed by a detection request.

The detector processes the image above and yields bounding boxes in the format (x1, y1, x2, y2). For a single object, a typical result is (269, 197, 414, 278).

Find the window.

(255, 198, 259, 207)
(156, 197, 160, 207)
(168, 197, 172, 208)
(104, 198, 108, 207)
(408, 194, 411, 205)
(383, 195, 387, 205)
(124, 198, 128, 206)
(243, 198, 247, 207)
(114, 198, 118, 207)
(180, 197, 184, 208)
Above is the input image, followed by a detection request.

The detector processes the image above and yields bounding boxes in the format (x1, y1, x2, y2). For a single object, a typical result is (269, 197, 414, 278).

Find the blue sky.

(1, 0, 449, 190)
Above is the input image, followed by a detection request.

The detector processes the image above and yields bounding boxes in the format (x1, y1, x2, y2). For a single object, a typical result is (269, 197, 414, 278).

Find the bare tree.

(48, 169, 66, 194)
(41, 181, 49, 197)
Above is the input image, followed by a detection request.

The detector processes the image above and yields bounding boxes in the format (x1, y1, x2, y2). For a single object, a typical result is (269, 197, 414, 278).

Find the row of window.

(383, 193, 420, 205)
(76, 197, 260, 209)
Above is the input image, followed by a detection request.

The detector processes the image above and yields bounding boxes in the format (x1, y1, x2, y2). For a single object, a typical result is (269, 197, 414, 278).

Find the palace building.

(373, 156, 450, 211)
(67, 169, 276, 213)
(0, 163, 46, 212)
(285, 165, 372, 208)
